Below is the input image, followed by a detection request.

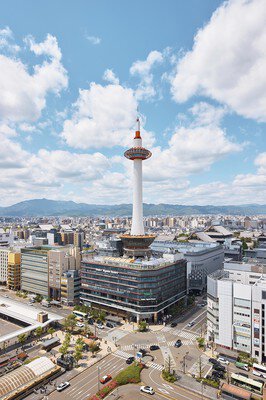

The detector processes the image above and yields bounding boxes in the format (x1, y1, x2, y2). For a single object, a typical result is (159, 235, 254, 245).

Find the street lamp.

(97, 366, 101, 392)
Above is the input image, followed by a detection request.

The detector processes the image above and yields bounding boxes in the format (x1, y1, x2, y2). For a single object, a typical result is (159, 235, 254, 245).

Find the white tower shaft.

(131, 157, 144, 235)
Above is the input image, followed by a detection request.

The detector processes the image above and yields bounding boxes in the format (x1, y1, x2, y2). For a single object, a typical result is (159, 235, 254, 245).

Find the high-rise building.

(7, 251, 21, 290)
(21, 246, 81, 299)
(0, 248, 9, 284)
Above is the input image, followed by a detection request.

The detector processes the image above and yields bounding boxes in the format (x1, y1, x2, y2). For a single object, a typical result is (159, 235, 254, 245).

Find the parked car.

(150, 345, 160, 351)
(187, 321, 195, 327)
(212, 370, 224, 379)
(56, 382, 70, 392)
(88, 318, 95, 325)
(217, 356, 229, 365)
(140, 386, 155, 395)
(76, 322, 84, 328)
(106, 322, 115, 328)
(174, 340, 182, 348)
(100, 375, 112, 384)
(209, 358, 219, 365)
(213, 364, 226, 372)
(97, 323, 104, 329)
(170, 322, 177, 327)
(126, 356, 135, 364)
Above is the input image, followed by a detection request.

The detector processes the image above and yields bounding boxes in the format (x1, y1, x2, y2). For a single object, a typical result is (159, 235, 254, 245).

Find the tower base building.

(81, 253, 187, 323)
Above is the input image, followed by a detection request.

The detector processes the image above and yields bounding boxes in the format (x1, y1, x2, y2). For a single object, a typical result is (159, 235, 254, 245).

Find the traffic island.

(88, 362, 144, 400)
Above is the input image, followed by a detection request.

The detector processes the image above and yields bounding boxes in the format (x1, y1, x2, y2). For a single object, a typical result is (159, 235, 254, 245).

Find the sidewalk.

(174, 370, 218, 399)
(119, 322, 164, 333)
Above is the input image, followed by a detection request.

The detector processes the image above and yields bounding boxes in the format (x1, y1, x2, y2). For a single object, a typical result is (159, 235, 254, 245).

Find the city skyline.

(0, 0, 266, 207)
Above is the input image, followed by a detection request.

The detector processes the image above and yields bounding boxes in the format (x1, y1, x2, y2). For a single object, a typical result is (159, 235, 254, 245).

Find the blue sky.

(0, 0, 266, 206)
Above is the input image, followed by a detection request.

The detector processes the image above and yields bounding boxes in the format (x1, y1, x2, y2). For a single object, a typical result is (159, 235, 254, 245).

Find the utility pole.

(199, 354, 202, 379)
(97, 366, 101, 392)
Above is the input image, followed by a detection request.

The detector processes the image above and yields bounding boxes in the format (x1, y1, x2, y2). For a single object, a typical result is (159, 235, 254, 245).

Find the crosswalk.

(146, 361, 164, 371)
(114, 349, 164, 371)
(162, 327, 198, 340)
(120, 338, 194, 351)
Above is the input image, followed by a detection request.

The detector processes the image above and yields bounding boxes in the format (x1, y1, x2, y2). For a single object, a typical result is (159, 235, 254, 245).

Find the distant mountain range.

(0, 198, 266, 217)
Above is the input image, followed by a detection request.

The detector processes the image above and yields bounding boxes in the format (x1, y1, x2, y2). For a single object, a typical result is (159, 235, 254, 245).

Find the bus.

(235, 361, 249, 371)
(252, 363, 266, 378)
(231, 373, 264, 394)
(73, 310, 88, 320)
(221, 383, 251, 400)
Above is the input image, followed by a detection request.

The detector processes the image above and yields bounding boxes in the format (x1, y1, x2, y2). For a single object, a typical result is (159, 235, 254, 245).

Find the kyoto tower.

(121, 118, 156, 258)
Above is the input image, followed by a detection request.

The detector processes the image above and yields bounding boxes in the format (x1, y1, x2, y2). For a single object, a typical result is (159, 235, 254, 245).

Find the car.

(100, 375, 112, 384)
(174, 340, 182, 348)
(56, 382, 70, 392)
(150, 345, 160, 351)
(88, 318, 95, 325)
(213, 364, 226, 372)
(217, 357, 229, 365)
(97, 323, 104, 329)
(212, 370, 224, 379)
(28, 302, 33, 306)
(126, 356, 135, 364)
(140, 386, 155, 395)
(209, 358, 219, 365)
(139, 348, 147, 356)
(106, 322, 115, 328)
(252, 369, 263, 377)
(187, 321, 195, 327)
(170, 322, 177, 327)
(76, 322, 84, 328)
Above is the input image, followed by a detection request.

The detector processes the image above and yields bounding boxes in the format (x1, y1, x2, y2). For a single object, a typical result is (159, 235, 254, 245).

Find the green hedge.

(115, 362, 144, 385)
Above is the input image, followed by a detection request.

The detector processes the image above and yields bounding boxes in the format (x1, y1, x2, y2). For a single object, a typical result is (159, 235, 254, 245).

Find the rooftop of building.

(82, 253, 184, 270)
(0, 356, 58, 399)
(152, 239, 221, 253)
(0, 296, 63, 344)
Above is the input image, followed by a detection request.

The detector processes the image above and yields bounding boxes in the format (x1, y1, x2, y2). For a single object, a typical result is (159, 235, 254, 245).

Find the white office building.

(207, 262, 266, 363)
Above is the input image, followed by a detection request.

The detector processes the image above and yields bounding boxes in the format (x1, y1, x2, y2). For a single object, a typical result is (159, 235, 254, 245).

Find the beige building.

(7, 251, 21, 290)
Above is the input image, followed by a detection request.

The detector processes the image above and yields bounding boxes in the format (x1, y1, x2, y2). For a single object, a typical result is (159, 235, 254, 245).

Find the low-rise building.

(151, 240, 224, 293)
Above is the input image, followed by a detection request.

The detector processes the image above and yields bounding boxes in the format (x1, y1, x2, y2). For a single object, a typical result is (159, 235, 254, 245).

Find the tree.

(97, 310, 106, 323)
(89, 342, 100, 357)
(73, 348, 82, 365)
(138, 321, 147, 332)
(47, 327, 55, 338)
(18, 334, 27, 349)
(63, 314, 77, 332)
(35, 327, 43, 340)
(164, 355, 175, 374)
(59, 344, 68, 359)
(197, 337, 205, 348)
(82, 321, 91, 337)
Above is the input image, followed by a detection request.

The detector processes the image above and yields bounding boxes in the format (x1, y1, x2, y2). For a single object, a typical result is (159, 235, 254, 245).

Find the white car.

(252, 369, 266, 378)
(140, 386, 155, 395)
(56, 381, 70, 392)
(97, 324, 104, 329)
(217, 357, 229, 365)
(76, 322, 84, 328)
(187, 321, 195, 327)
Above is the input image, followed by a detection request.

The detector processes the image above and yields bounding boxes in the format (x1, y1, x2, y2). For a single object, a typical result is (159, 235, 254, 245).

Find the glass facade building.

(80, 255, 187, 322)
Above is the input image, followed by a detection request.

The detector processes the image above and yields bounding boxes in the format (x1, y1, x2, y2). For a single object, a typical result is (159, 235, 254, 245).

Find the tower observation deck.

(121, 119, 156, 257)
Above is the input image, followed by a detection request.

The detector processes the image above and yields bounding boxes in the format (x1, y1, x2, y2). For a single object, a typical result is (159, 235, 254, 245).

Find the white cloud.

(0, 26, 20, 53)
(0, 33, 67, 122)
(171, 0, 266, 122)
(103, 69, 119, 85)
(86, 35, 101, 45)
(61, 82, 155, 149)
(130, 50, 163, 100)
